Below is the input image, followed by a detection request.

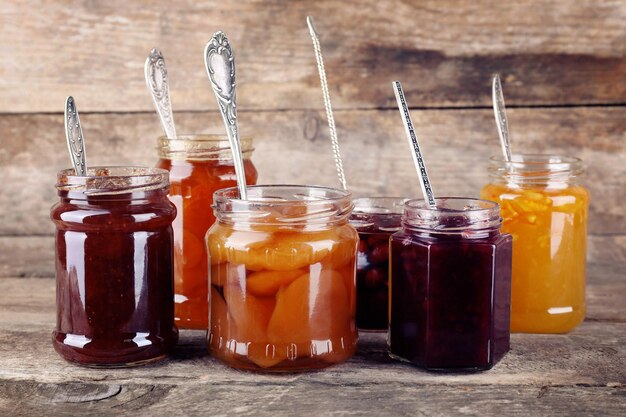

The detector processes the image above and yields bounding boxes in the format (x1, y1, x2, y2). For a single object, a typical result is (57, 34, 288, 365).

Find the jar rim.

(157, 134, 254, 160)
(492, 153, 582, 170)
(402, 197, 502, 233)
(352, 197, 409, 215)
(405, 197, 500, 212)
(213, 184, 353, 227)
(56, 166, 169, 195)
(488, 153, 583, 185)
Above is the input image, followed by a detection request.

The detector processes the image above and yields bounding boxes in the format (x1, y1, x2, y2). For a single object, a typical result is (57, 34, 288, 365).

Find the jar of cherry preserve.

(349, 198, 405, 332)
(51, 167, 178, 367)
(156, 135, 258, 329)
(481, 154, 589, 333)
(389, 198, 512, 371)
(207, 185, 358, 371)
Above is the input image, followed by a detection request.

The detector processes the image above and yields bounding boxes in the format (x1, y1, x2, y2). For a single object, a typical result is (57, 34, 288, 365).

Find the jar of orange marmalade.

(480, 154, 589, 333)
(156, 135, 258, 329)
(207, 185, 358, 371)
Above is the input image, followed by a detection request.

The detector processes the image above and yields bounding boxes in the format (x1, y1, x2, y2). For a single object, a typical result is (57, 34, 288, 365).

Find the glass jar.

(389, 198, 512, 371)
(480, 154, 589, 333)
(207, 185, 358, 371)
(51, 167, 178, 367)
(156, 135, 258, 330)
(349, 197, 405, 332)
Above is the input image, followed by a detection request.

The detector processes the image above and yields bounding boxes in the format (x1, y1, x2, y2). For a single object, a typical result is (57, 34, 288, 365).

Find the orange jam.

(480, 154, 589, 333)
(156, 135, 257, 329)
(207, 185, 358, 371)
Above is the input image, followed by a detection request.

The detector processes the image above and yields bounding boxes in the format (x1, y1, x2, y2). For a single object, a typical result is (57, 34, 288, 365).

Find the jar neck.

(58, 188, 169, 204)
(350, 197, 405, 233)
(157, 135, 254, 161)
(56, 167, 169, 199)
(401, 197, 502, 239)
(213, 185, 353, 231)
(488, 153, 583, 189)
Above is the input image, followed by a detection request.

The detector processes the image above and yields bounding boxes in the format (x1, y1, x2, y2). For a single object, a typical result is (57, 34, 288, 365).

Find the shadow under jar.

(51, 167, 178, 367)
(155, 135, 258, 330)
(389, 198, 512, 371)
(349, 198, 405, 332)
(207, 185, 358, 372)
(480, 154, 589, 333)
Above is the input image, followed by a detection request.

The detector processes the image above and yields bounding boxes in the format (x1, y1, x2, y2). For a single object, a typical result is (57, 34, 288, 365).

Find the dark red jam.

(350, 198, 404, 331)
(388, 198, 512, 371)
(51, 167, 178, 367)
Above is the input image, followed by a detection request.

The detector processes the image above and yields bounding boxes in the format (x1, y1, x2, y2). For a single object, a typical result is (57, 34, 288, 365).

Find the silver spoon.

(204, 31, 247, 200)
(392, 81, 436, 208)
(145, 48, 177, 139)
(64, 96, 87, 176)
(306, 16, 348, 191)
(492, 74, 512, 161)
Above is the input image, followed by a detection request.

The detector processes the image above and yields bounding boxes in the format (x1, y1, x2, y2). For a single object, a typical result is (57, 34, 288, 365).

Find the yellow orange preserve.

(207, 185, 358, 371)
(480, 155, 589, 333)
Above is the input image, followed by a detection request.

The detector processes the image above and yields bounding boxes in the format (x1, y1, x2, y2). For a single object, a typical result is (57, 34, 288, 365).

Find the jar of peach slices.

(207, 185, 358, 371)
(481, 154, 589, 334)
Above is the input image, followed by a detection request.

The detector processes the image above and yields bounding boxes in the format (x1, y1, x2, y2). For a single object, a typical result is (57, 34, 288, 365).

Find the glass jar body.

(155, 135, 258, 329)
(480, 154, 589, 333)
(207, 185, 358, 371)
(388, 198, 512, 371)
(349, 198, 404, 332)
(50, 167, 178, 367)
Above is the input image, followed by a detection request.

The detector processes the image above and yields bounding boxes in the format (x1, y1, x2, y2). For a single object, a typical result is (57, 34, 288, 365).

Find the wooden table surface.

(1, 262, 624, 416)
(1, 1, 625, 415)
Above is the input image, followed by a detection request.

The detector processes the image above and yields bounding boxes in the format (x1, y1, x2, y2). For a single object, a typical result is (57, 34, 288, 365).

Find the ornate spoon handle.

(64, 96, 87, 176)
(392, 81, 436, 208)
(145, 48, 177, 139)
(204, 31, 247, 200)
(492, 74, 512, 161)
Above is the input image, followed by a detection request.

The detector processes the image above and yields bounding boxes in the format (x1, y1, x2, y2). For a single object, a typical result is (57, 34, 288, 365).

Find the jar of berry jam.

(389, 197, 512, 371)
(481, 154, 589, 333)
(349, 198, 405, 332)
(156, 135, 258, 330)
(207, 185, 358, 371)
(51, 167, 178, 367)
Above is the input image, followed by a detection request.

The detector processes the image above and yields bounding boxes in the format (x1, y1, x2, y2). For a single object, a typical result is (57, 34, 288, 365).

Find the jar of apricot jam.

(51, 167, 178, 367)
(389, 198, 512, 371)
(207, 185, 358, 371)
(349, 198, 404, 332)
(155, 135, 258, 329)
(480, 154, 589, 333)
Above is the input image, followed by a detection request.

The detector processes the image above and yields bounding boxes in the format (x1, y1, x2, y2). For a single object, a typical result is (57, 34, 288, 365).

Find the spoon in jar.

(306, 16, 348, 191)
(64, 96, 88, 176)
(204, 31, 248, 200)
(492, 74, 512, 161)
(145, 48, 178, 140)
(392, 81, 436, 208)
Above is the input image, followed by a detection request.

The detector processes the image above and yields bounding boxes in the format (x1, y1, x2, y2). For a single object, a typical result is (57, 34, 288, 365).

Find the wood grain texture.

(0, 271, 625, 415)
(1, 107, 624, 241)
(1, 379, 625, 417)
(0, 0, 625, 113)
(0, 267, 624, 415)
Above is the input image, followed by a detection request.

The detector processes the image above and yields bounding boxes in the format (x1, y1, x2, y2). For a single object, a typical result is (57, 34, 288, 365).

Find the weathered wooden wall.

(1, 2, 625, 415)
(0, 0, 625, 278)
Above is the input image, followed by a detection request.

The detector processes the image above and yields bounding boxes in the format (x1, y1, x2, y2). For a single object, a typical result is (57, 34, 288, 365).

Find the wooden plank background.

(0, 0, 625, 278)
(0, 2, 625, 415)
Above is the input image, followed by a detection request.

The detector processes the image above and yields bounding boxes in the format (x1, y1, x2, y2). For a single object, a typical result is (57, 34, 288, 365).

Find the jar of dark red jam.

(156, 135, 258, 330)
(51, 167, 178, 367)
(349, 198, 404, 332)
(389, 197, 512, 371)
